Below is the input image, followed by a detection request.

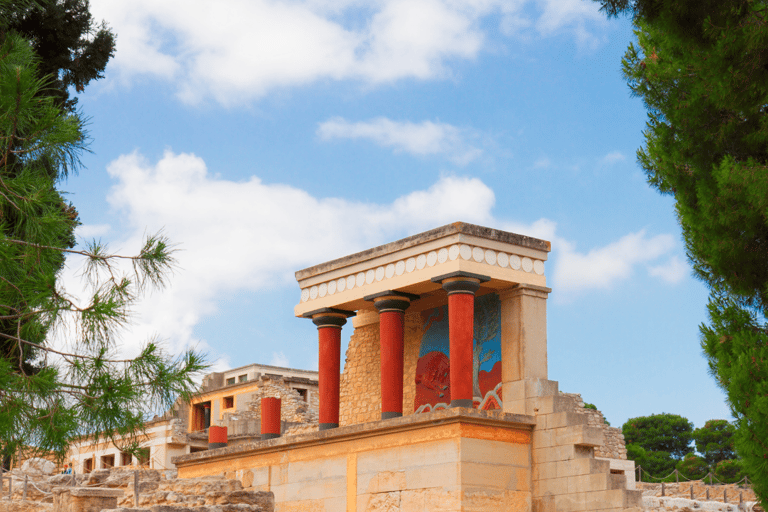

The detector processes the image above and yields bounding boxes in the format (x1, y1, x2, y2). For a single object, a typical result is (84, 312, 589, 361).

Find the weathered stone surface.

(20, 459, 55, 476)
(0, 500, 52, 512)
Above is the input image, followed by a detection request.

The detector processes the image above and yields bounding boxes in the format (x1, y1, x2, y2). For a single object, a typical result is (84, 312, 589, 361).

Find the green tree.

(627, 444, 676, 481)
(1, 0, 116, 111)
(714, 459, 745, 484)
(693, 419, 736, 465)
(592, 0, 768, 502)
(676, 453, 708, 481)
(0, 29, 205, 462)
(623, 413, 693, 459)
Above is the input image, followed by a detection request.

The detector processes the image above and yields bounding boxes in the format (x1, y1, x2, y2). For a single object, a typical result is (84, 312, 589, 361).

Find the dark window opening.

(120, 452, 132, 466)
(100, 454, 115, 469)
(295, 388, 307, 401)
(223, 396, 234, 409)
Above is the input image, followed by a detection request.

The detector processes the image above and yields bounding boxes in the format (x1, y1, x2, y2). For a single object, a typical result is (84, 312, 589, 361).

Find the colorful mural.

(414, 293, 502, 413)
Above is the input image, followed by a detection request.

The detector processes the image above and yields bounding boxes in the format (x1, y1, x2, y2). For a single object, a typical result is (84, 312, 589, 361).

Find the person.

(62, 464, 72, 474)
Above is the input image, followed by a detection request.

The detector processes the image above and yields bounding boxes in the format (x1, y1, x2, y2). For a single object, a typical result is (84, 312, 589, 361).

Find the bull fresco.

(414, 293, 502, 412)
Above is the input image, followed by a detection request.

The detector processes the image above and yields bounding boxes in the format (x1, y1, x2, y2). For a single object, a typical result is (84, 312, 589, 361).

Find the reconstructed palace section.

(174, 222, 641, 512)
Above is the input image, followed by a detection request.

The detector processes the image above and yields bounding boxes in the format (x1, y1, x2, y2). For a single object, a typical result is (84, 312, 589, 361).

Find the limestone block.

(532, 430, 555, 450)
(555, 458, 610, 479)
(504, 381, 526, 402)
(459, 438, 529, 467)
(364, 471, 407, 494)
(461, 489, 530, 512)
(554, 425, 604, 448)
(525, 379, 559, 399)
(584, 489, 639, 510)
(403, 462, 459, 490)
(357, 440, 459, 475)
(504, 399, 527, 416)
(534, 461, 557, 482)
(271, 476, 346, 502)
(533, 444, 591, 464)
(358, 491, 400, 512)
(546, 412, 588, 430)
(534, 476, 569, 497)
(460, 462, 526, 491)
(567, 473, 621, 494)
(554, 492, 587, 512)
(284, 457, 346, 482)
(527, 395, 571, 416)
(21, 458, 56, 476)
(533, 495, 555, 512)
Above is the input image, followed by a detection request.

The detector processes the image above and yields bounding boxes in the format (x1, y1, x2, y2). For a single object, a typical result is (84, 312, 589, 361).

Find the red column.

(369, 293, 414, 420)
(307, 309, 352, 430)
(261, 397, 281, 439)
(432, 273, 486, 409)
(208, 426, 227, 449)
(446, 290, 476, 407)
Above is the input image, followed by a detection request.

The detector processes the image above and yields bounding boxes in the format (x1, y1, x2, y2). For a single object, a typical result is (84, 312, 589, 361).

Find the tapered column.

(432, 272, 489, 409)
(365, 291, 419, 420)
(304, 308, 354, 430)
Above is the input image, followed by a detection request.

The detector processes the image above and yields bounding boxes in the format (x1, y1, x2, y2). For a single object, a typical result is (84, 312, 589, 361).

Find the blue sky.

(58, 0, 730, 430)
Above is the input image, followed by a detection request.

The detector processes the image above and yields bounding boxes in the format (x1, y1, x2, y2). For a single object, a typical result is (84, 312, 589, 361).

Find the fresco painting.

(414, 293, 502, 413)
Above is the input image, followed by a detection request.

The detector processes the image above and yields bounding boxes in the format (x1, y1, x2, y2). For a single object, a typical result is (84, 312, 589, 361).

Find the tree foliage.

(693, 419, 737, 465)
(676, 453, 708, 481)
(1, 0, 115, 111)
(623, 413, 694, 459)
(593, 0, 768, 502)
(0, 17, 205, 463)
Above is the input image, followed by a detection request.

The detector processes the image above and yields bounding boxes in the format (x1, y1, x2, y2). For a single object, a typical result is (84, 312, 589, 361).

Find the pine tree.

(0, 21, 205, 462)
(593, 0, 768, 502)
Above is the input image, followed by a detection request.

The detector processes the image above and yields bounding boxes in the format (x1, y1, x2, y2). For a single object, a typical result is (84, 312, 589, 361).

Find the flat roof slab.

(295, 222, 550, 317)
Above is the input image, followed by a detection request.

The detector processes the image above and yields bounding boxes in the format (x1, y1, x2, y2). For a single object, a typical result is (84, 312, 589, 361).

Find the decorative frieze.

(300, 243, 545, 304)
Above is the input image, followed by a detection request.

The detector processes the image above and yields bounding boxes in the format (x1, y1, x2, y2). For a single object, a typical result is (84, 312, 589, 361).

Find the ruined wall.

(221, 376, 318, 436)
(559, 393, 628, 460)
(339, 311, 423, 426)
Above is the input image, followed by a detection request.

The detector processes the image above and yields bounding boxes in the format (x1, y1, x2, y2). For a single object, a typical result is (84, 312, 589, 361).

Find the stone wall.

(220, 376, 318, 436)
(339, 311, 423, 426)
(559, 393, 628, 460)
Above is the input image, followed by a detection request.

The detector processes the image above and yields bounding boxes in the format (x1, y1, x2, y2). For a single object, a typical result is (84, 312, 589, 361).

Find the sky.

(56, 0, 731, 430)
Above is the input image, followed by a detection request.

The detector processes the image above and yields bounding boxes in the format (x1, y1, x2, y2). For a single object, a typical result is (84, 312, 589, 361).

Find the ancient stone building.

(66, 363, 319, 473)
(173, 222, 640, 512)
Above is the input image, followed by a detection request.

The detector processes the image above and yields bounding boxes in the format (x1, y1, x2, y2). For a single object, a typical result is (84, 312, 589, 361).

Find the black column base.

(208, 442, 227, 449)
(261, 433, 280, 440)
(319, 423, 339, 431)
(381, 411, 403, 420)
(450, 399, 474, 409)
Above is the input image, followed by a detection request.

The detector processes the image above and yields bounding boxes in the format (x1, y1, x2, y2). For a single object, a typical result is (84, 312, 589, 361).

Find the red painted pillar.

(261, 397, 281, 439)
(432, 272, 488, 409)
(305, 308, 353, 430)
(208, 425, 227, 449)
(366, 291, 417, 420)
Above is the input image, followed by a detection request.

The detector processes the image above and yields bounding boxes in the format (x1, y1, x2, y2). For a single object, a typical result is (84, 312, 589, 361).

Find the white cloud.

(270, 352, 290, 368)
(317, 117, 482, 164)
(67, 150, 495, 358)
(90, 0, 610, 105)
(601, 151, 625, 165)
(58, 150, 680, 360)
(552, 230, 676, 296)
(75, 223, 111, 239)
(649, 256, 688, 284)
(533, 156, 551, 169)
